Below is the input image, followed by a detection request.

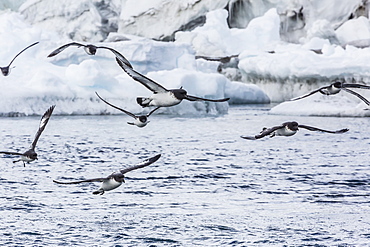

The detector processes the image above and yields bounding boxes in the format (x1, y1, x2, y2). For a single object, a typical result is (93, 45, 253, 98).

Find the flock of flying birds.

(1, 41, 369, 194)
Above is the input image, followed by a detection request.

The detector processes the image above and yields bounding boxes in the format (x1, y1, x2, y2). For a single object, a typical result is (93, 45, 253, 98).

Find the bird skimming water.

(53, 154, 161, 195)
(0, 105, 55, 166)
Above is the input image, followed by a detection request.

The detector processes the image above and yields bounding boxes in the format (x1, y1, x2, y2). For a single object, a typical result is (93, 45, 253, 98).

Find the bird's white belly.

(327, 87, 341, 95)
(100, 178, 122, 191)
(275, 128, 297, 136)
(134, 119, 148, 127)
(21, 156, 34, 162)
(151, 92, 181, 107)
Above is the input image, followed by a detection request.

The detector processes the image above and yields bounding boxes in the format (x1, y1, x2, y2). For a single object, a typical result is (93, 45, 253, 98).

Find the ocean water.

(0, 105, 369, 246)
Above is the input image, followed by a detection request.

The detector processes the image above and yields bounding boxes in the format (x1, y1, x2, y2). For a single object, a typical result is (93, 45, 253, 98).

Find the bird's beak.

(123, 178, 125, 183)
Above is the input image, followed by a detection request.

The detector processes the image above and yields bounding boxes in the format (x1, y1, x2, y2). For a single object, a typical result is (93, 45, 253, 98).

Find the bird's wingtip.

(150, 154, 161, 162)
(240, 135, 256, 140)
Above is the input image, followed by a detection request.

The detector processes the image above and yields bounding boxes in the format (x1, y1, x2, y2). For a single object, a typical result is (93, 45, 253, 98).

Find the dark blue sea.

(0, 105, 369, 246)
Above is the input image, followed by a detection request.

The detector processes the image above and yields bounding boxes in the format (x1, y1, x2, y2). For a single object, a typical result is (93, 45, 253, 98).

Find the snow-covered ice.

(270, 94, 370, 117)
(0, 9, 270, 116)
(1, 0, 370, 117)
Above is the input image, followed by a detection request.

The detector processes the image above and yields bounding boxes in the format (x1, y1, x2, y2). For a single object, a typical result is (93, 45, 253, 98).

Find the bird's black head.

(24, 149, 38, 160)
(287, 121, 299, 131)
(85, 45, 97, 55)
(138, 115, 147, 123)
(172, 88, 188, 100)
(114, 173, 125, 183)
(1, 67, 10, 76)
(29, 153, 38, 160)
(332, 81, 343, 88)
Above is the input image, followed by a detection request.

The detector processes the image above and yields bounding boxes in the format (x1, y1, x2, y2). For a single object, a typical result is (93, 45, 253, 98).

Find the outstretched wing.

(342, 83, 370, 90)
(240, 135, 258, 140)
(53, 177, 107, 184)
(120, 154, 161, 174)
(7, 41, 39, 67)
(115, 57, 168, 93)
(185, 94, 230, 102)
(30, 105, 56, 150)
(47, 42, 85, 57)
(147, 107, 160, 117)
(241, 125, 284, 140)
(0, 151, 24, 156)
(95, 92, 136, 118)
(342, 88, 370, 105)
(298, 124, 349, 134)
(97, 46, 133, 69)
(290, 86, 328, 101)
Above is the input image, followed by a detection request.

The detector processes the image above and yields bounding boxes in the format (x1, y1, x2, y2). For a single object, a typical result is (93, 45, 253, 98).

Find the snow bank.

(0, 11, 270, 116)
(119, 0, 228, 40)
(225, 81, 270, 104)
(270, 93, 370, 117)
(3, 0, 370, 118)
(19, 0, 121, 42)
(175, 8, 280, 56)
(237, 9, 370, 109)
(335, 16, 370, 45)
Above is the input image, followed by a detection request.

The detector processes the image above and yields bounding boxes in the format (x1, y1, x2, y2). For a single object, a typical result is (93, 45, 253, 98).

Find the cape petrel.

(115, 57, 230, 107)
(53, 154, 161, 195)
(1, 41, 39, 76)
(290, 81, 370, 105)
(0, 105, 55, 166)
(95, 91, 160, 127)
(47, 42, 132, 68)
(241, 121, 349, 140)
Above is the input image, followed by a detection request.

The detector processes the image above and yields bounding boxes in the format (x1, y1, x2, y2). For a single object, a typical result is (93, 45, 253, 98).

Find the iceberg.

(175, 8, 281, 56)
(2, 0, 370, 117)
(270, 94, 370, 117)
(0, 10, 271, 116)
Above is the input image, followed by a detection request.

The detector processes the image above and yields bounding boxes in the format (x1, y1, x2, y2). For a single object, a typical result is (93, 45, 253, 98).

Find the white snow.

(175, 8, 280, 56)
(119, 0, 228, 40)
(335, 16, 370, 45)
(0, 10, 269, 116)
(2, 0, 370, 117)
(270, 94, 370, 117)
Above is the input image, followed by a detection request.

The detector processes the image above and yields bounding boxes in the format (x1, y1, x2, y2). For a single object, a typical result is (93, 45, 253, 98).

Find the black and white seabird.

(47, 42, 132, 68)
(95, 91, 160, 127)
(290, 81, 370, 105)
(1, 42, 39, 76)
(0, 105, 55, 166)
(115, 57, 230, 107)
(241, 121, 349, 140)
(53, 154, 161, 195)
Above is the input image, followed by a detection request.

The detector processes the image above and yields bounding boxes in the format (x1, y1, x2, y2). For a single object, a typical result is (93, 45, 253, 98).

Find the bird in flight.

(53, 154, 161, 195)
(115, 57, 230, 107)
(290, 81, 370, 105)
(47, 42, 132, 68)
(241, 121, 348, 140)
(0, 105, 56, 166)
(95, 91, 160, 127)
(1, 41, 39, 76)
